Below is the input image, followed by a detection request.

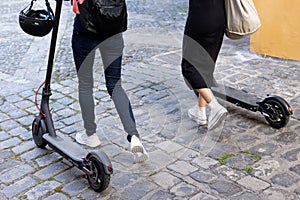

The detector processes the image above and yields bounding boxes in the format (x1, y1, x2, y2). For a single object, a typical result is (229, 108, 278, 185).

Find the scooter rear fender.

(87, 150, 113, 175)
(260, 95, 293, 116)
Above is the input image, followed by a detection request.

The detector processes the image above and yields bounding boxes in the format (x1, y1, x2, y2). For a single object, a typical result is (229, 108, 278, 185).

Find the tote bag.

(225, 0, 261, 39)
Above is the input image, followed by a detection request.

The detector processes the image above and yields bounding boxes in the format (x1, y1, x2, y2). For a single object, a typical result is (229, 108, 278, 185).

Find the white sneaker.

(130, 135, 149, 163)
(188, 105, 208, 126)
(75, 132, 101, 148)
(207, 100, 228, 130)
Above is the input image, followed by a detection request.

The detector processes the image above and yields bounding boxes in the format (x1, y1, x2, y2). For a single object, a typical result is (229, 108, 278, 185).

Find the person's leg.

(198, 88, 227, 130)
(198, 95, 207, 107)
(99, 34, 139, 140)
(99, 33, 148, 162)
(188, 94, 208, 126)
(72, 27, 100, 147)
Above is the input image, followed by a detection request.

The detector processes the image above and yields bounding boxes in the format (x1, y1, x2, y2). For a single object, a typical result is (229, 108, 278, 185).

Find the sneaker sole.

(133, 152, 149, 163)
(208, 109, 228, 131)
(131, 145, 144, 154)
(188, 111, 208, 126)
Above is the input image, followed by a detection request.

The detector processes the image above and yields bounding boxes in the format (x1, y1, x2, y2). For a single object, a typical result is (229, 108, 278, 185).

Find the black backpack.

(77, 0, 127, 37)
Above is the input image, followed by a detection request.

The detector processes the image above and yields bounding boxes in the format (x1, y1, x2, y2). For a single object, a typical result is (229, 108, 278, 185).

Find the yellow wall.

(250, 0, 300, 61)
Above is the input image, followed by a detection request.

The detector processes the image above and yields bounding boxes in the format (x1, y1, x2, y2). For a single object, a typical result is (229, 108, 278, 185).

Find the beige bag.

(225, 0, 261, 39)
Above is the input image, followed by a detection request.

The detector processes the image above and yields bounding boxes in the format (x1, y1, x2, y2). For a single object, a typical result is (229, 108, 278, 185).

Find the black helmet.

(19, 0, 55, 37)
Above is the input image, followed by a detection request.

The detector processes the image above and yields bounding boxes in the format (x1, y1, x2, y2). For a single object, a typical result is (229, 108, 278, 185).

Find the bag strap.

(28, 0, 54, 17)
(45, 0, 55, 17)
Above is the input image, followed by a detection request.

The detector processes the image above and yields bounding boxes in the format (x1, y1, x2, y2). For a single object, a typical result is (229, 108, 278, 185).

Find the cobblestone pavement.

(1, 0, 300, 199)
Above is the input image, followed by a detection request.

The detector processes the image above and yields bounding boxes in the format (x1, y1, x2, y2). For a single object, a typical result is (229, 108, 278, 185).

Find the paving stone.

(0, 102, 18, 114)
(281, 148, 300, 162)
(150, 171, 181, 189)
(110, 172, 139, 188)
(191, 156, 219, 169)
(44, 193, 69, 200)
(80, 188, 113, 200)
(156, 140, 184, 154)
(190, 192, 219, 200)
(18, 90, 34, 99)
(55, 107, 77, 118)
(261, 188, 300, 200)
(230, 192, 261, 200)
(11, 140, 35, 154)
(16, 115, 35, 126)
(271, 173, 300, 188)
(210, 180, 242, 197)
(4, 94, 23, 103)
(147, 189, 175, 200)
(275, 132, 299, 145)
(170, 182, 199, 197)
(0, 159, 21, 174)
(167, 160, 198, 176)
(213, 165, 244, 182)
(60, 125, 77, 135)
(289, 164, 300, 175)
(236, 134, 259, 144)
(0, 131, 10, 141)
(50, 102, 65, 111)
(0, 120, 20, 131)
(54, 167, 84, 183)
(0, 113, 9, 122)
(0, 193, 7, 200)
(0, 150, 12, 161)
(121, 180, 157, 200)
(237, 176, 270, 192)
(0, 177, 37, 199)
(25, 180, 61, 200)
(35, 152, 62, 167)
(20, 148, 47, 161)
(174, 148, 199, 161)
(190, 171, 218, 183)
(9, 126, 28, 137)
(226, 153, 259, 170)
(250, 143, 278, 156)
(8, 109, 28, 119)
(0, 137, 22, 150)
(14, 99, 35, 109)
(252, 159, 280, 177)
(0, 164, 35, 184)
(61, 178, 89, 196)
(34, 162, 70, 180)
(207, 143, 240, 159)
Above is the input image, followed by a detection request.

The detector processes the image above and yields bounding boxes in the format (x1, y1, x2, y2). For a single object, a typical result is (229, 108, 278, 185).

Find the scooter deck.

(211, 85, 262, 112)
(43, 133, 89, 162)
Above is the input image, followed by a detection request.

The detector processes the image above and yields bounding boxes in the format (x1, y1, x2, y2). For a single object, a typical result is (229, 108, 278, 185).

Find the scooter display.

(211, 85, 293, 129)
(28, 0, 112, 192)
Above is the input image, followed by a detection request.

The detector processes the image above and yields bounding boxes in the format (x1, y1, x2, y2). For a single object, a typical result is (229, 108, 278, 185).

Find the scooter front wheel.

(261, 98, 290, 129)
(32, 118, 47, 148)
(86, 152, 111, 192)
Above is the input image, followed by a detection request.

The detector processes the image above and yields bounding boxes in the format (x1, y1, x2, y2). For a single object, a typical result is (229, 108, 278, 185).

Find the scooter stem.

(45, 0, 63, 87)
(41, 0, 63, 137)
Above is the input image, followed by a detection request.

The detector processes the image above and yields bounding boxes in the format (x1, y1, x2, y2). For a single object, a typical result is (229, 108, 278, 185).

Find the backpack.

(77, 0, 127, 37)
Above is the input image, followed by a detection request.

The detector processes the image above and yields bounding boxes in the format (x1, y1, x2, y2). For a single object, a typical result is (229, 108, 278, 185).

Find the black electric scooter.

(31, 0, 112, 192)
(210, 85, 293, 129)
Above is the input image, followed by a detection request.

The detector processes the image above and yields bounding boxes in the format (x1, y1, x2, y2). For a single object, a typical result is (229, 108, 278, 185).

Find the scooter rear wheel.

(86, 152, 110, 192)
(263, 99, 290, 129)
(32, 118, 47, 148)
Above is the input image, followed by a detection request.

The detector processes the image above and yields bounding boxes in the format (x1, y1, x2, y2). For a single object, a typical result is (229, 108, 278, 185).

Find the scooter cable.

(35, 80, 47, 118)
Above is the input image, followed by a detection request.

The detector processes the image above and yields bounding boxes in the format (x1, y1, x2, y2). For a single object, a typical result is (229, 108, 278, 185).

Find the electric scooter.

(31, 0, 112, 192)
(210, 85, 293, 129)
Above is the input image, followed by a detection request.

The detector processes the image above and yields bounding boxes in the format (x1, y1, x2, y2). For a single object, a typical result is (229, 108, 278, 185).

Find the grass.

(218, 153, 234, 165)
(243, 166, 254, 174)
